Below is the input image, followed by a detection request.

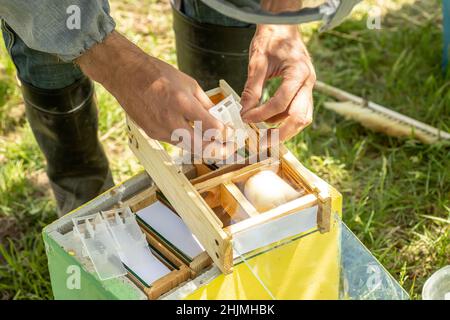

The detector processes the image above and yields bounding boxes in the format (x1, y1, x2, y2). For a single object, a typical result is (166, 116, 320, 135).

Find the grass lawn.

(0, 0, 448, 300)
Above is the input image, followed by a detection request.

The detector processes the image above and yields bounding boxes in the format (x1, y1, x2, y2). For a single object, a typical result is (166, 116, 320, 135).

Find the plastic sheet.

(233, 215, 409, 300)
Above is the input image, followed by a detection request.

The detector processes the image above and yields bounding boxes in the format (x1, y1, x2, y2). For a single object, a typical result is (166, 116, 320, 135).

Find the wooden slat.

(193, 164, 213, 177)
(223, 182, 259, 218)
(127, 118, 233, 274)
(191, 163, 248, 185)
(226, 194, 318, 234)
(123, 186, 158, 212)
(190, 153, 263, 185)
(189, 251, 212, 275)
(143, 265, 191, 300)
(194, 157, 278, 193)
(277, 149, 333, 232)
(219, 184, 251, 224)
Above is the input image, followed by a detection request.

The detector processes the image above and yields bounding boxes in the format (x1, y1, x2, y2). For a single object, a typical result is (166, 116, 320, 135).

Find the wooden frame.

(126, 80, 336, 273)
(122, 186, 212, 299)
(126, 251, 191, 300)
(210, 80, 334, 233)
(126, 186, 213, 274)
(192, 159, 318, 230)
(127, 120, 232, 273)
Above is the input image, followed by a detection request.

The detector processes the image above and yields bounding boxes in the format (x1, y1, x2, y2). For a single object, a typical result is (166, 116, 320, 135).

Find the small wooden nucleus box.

(43, 80, 342, 300)
(126, 80, 336, 274)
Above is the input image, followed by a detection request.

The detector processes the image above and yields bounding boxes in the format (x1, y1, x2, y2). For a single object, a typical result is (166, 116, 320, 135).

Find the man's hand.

(77, 31, 225, 154)
(241, 24, 316, 142)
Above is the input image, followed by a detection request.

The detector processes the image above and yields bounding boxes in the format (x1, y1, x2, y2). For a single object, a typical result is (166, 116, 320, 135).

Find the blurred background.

(0, 0, 448, 299)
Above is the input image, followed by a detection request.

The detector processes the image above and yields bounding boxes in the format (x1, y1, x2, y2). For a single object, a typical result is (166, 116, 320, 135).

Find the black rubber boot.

(22, 77, 114, 216)
(172, 1, 255, 93)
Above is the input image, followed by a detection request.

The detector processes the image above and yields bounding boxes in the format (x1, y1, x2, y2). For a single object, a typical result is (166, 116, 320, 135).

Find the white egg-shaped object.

(243, 170, 300, 212)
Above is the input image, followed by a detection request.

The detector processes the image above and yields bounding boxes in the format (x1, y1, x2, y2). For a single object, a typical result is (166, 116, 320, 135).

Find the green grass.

(295, 0, 450, 298)
(0, 0, 448, 300)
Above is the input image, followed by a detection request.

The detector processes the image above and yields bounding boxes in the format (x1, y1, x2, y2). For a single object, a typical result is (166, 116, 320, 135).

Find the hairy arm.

(77, 31, 225, 153)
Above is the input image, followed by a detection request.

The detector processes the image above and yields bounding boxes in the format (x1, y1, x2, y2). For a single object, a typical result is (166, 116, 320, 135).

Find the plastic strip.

(72, 213, 127, 281)
(232, 243, 276, 300)
(101, 207, 171, 286)
(232, 205, 318, 256)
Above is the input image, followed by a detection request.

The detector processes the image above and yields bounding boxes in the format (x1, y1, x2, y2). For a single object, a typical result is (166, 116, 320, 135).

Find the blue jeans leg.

(1, 20, 84, 90)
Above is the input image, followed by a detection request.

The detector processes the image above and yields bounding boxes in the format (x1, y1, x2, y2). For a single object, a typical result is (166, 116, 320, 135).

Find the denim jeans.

(1, 20, 85, 90)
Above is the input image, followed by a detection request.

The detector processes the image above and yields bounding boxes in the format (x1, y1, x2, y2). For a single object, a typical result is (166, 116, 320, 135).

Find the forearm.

(258, 1, 303, 34)
(77, 32, 151, 91)
(76, 31, 160, 126)
(261, 0, 303, 13)
(76, 31, 224, 150)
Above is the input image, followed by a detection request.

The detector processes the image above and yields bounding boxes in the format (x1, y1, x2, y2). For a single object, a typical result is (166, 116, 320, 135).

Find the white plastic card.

(136, 201, 204, 260)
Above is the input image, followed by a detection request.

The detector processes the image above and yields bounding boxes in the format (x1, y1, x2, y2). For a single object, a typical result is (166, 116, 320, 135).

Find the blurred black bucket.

(171, 1, 255, 93)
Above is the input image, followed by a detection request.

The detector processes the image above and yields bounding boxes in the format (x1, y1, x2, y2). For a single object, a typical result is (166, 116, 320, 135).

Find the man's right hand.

(76, 31, 226, 154)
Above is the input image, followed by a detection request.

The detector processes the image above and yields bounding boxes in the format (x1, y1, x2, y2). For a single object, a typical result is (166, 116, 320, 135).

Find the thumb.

(240, 56, 268, 116)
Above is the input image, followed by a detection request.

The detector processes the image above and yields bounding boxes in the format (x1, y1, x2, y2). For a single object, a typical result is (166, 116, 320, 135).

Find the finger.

(182, 95, 227, 134)
(265, 60, 315, 125)
(265, 109, 289, 125)
(242, 62, 310, 123)
(240, 55, 268, 112)
(194, 88, 215, 110)
(278, 80, 314, 141)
